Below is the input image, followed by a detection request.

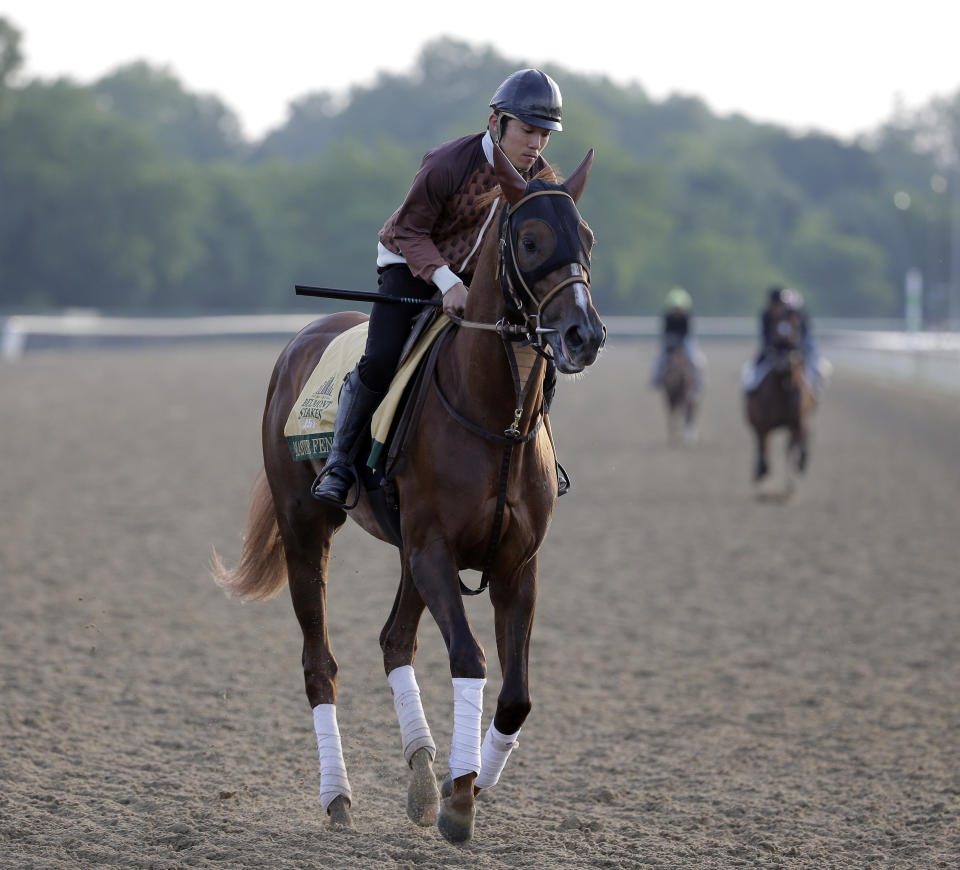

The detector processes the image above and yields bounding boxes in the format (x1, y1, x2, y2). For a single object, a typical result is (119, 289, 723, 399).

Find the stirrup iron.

(311, 463, 362, 510)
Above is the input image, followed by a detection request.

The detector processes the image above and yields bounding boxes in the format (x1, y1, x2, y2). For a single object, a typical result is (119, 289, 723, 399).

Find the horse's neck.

(449, 333, 545, 433)
(465, 202, 506, 325)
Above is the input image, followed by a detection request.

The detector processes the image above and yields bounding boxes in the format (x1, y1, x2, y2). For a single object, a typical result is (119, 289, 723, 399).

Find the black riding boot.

(543, 360, 570, 496)
(312, 368, 384, 509)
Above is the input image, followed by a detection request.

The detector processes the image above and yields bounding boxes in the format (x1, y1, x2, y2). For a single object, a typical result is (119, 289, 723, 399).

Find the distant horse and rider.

(650, 286, 705, 445)
(212, 70, 605, 845)
(742, 286, 823, 491)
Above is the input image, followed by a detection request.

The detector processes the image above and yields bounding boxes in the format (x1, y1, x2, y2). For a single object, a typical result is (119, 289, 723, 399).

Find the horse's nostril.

(565, 325, 583, 350)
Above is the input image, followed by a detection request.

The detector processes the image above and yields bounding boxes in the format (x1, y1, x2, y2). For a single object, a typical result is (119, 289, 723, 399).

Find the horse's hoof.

(440, 772, 481, 800)
(437, 798, 475, 844)
(407, 748, 440, 827)
(327, 794, 353, 828)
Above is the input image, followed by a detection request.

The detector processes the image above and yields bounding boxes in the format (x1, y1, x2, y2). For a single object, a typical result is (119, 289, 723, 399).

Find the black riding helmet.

(490, 69, 563, 133)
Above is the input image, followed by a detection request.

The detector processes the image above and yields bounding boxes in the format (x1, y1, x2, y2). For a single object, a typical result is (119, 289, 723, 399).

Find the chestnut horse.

(213, 145, 605, 844)
(659, 342, 698, 445)
(744, 308, 814, 489)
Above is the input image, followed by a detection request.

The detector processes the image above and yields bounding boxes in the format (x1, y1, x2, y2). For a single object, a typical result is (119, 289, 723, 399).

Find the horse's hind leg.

(275, 493, 353, 827)
(380, 565, 440, 826)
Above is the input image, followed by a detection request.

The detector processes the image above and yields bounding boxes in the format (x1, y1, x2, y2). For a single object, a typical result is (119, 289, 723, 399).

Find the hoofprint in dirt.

(0, 341, 958, 869)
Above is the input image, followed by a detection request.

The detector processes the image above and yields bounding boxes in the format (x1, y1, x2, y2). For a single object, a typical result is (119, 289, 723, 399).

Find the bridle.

(497, 185, 592, 347)
(446, 183, 592, 353)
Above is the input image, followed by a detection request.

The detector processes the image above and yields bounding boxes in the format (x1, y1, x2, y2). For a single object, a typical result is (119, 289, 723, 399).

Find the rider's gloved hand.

(442, 282, 469, 318)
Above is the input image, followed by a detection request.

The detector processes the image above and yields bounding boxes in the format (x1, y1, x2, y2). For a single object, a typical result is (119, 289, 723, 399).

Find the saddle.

(283, 304, 451, 547)
(745, 345, 806, 396)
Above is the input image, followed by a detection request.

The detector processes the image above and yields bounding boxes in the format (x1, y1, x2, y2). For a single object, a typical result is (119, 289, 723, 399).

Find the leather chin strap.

(495, 112, 511, 144)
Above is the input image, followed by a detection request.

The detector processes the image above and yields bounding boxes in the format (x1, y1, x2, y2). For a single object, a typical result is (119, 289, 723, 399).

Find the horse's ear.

(563, 149, 595, 203)
(494, 144, 528, 206)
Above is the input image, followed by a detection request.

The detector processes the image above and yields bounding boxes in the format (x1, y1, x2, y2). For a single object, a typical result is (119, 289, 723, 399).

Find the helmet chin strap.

(493, 112, 509, 146)
(494, 111, 523, 149)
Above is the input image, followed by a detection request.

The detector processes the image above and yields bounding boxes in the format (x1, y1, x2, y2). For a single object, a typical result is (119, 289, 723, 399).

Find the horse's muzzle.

(550, 308, 605, 373)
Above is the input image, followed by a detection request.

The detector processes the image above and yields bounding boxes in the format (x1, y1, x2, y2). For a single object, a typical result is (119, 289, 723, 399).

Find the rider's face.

(490, 114, 552, 172)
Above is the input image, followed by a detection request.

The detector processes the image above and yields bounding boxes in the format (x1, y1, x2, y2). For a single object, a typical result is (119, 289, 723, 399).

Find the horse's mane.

(477, 163, 596, 251)
(476, 165, 560, 210)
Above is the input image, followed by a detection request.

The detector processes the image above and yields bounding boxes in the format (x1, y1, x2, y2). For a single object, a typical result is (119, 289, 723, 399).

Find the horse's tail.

(211, 470, 288, 601)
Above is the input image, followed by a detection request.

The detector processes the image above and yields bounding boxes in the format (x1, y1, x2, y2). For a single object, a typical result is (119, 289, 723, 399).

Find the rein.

(445, 311, 557, 340)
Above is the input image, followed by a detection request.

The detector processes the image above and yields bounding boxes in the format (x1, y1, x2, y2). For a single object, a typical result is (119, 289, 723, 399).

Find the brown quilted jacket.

(378, 132, 549, 284)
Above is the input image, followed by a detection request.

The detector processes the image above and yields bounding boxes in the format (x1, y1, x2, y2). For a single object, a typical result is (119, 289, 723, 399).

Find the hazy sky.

(4, 1, 959, 141)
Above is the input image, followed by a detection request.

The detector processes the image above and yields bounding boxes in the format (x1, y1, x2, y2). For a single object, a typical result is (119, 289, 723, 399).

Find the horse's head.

(493, 146, 606, 374)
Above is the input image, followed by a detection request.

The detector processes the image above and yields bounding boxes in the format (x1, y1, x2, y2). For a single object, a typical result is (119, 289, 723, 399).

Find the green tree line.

(1, 22, 958, 319)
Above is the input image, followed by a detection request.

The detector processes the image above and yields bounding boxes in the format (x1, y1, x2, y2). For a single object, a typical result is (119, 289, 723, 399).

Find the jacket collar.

(482, 130, 495, 166)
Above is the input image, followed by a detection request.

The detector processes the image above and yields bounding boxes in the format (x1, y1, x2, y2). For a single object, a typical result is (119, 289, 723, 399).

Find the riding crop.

(295, 285, 442, 306)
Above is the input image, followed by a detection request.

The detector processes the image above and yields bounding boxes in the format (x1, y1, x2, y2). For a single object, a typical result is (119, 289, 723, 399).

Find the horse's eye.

(521, 237, 537, 253)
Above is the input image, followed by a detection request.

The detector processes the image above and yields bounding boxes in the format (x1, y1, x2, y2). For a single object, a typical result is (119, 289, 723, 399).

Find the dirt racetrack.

(1, 338, 959, 869)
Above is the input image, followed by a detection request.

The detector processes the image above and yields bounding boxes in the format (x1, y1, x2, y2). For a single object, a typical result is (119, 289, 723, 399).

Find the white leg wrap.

(473, 722, 521, 790)
(387, 665, 436, 764)
(312, 704, 352, 810)
(448, 677, 485, 781)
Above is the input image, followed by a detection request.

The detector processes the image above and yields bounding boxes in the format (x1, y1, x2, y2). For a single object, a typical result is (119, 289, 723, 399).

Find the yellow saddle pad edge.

(283, 314, 450, 465)
(283, 321, 369, 461)
(368, 313, 450, 468)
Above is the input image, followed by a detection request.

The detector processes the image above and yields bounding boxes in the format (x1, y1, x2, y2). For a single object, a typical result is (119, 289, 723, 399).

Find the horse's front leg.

(439, 557, 536, 799)
(683, 396, 699, 446)
(665, 396, 680, 445)
(785, 422, 808, 496)
(754, 429, 769, 481)
(794, 419, 809, 473)
(379, 562, 440, 826)
(477, 556, 537, 792)
(408, 541, 486, 844)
